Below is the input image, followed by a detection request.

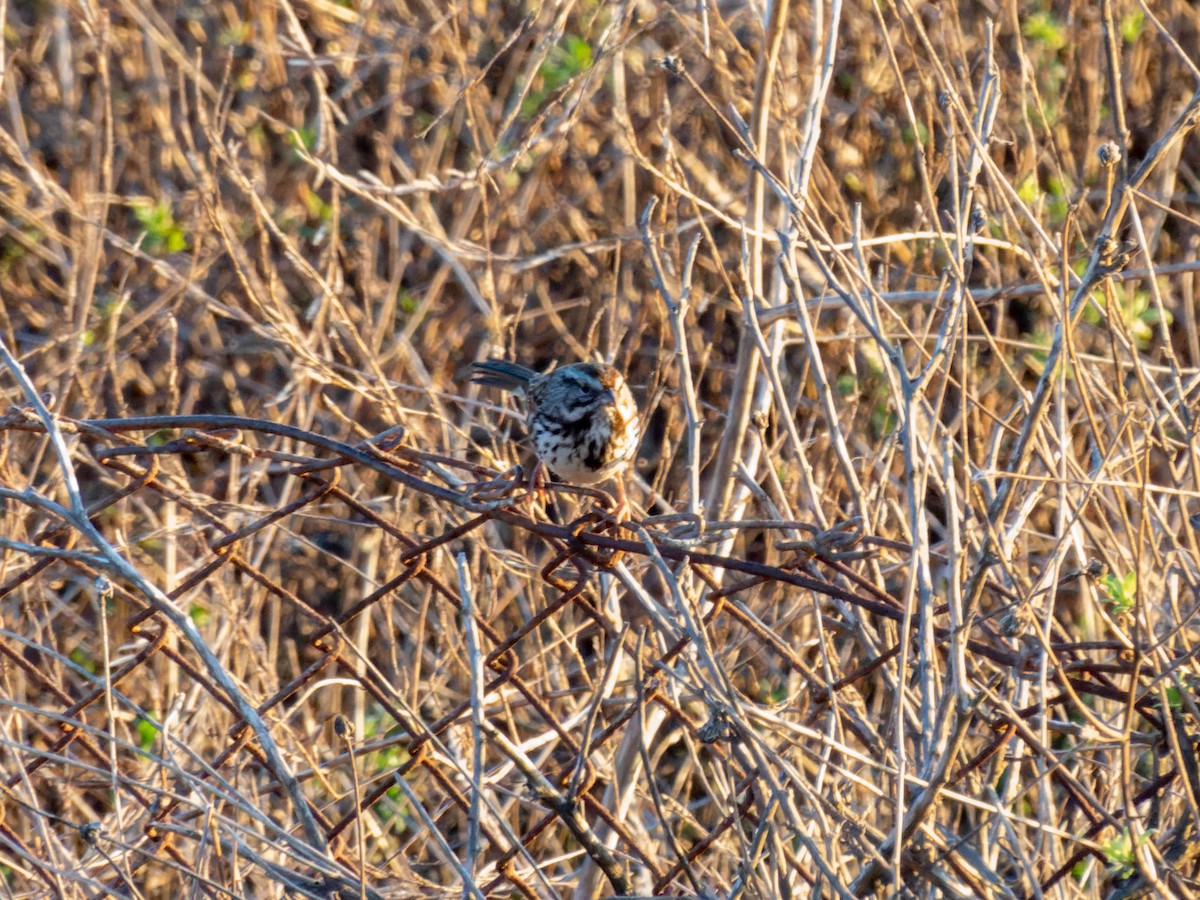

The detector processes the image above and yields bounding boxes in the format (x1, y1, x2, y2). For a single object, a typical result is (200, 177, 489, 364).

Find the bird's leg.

(523, 460, 559, 520)
(595, 476, 630, 525)
(614, 476, 630, 521)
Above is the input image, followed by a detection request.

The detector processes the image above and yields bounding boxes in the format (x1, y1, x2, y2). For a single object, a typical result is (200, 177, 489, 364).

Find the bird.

(471, 358, 639, 515)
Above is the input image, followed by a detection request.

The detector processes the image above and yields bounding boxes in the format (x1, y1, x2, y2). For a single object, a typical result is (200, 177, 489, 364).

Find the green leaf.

(1102, 828, 1153, 879)
(565, 34, 593, 69)
(1121, 11, 1144, 43)
(299, 183, 333, 223)
(1101, 571, 1136, 615)
(287, 127, 317, 152)
(1024, 11, 1067, 51)
(521, 33, 594, 117)
(135, 715, 160, 752)
(69, 647, 97, 674)
(901, 122, 929, 146)
(132, 200, 189, 255)
(1016, 173, 1041, 205)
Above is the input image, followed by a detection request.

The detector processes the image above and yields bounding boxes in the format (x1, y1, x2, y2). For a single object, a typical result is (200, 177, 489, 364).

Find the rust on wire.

(0, 412, 1185, 896)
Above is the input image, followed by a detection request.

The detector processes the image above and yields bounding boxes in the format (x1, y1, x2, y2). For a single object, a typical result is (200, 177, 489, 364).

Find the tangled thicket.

(3, 1, 1200, 897)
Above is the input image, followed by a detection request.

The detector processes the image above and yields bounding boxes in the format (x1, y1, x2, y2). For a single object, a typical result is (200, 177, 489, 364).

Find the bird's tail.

(470, 358, 538, 392)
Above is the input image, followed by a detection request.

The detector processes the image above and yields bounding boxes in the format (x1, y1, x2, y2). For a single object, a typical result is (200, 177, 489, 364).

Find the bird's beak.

(599, 389, 615, 405)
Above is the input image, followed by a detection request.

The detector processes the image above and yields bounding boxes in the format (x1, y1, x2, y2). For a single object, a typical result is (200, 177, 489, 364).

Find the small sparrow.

(471, 358, 639, 513)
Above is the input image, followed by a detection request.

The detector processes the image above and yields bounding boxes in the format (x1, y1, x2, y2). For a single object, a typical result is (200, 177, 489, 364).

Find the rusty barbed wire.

(0, 412, 1193, 897)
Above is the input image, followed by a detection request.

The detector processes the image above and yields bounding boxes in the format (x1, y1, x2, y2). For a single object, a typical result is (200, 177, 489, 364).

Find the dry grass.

(3, 0, 1200, 897)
